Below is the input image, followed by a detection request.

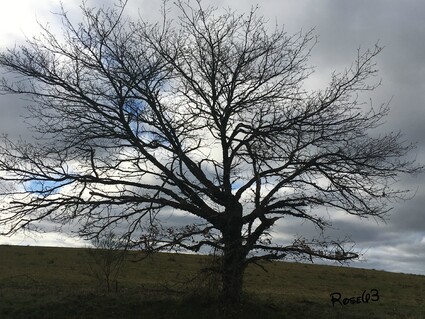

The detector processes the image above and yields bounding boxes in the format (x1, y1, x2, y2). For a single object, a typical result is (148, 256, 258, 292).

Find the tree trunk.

(221, 242, 245, 307)
(220, 205, 246, 317)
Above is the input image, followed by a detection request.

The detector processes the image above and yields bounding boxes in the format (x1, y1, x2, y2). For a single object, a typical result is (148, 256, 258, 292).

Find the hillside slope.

(0, 245, 424, 318)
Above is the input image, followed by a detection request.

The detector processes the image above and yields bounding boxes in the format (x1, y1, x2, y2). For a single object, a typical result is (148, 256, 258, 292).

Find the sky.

(0, 0, 424, 275)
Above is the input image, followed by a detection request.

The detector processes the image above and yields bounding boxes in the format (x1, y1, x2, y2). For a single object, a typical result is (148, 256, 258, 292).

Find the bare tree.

(86, 230, 128, 293)
(0, 0, 420, 313)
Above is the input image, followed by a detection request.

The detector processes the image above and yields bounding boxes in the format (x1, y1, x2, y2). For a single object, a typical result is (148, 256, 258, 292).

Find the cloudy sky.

(0, 0, 424, 275)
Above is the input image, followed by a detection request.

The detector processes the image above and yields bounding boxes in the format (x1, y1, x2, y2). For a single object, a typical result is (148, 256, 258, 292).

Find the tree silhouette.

(0, 0, 420, 313)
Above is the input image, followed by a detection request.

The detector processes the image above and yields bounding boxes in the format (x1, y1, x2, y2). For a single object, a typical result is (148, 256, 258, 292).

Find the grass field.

(0, 245, 424, 318)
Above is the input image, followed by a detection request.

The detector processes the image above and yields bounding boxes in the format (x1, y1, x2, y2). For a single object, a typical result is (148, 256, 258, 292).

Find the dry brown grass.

(0, 245, 424, 318)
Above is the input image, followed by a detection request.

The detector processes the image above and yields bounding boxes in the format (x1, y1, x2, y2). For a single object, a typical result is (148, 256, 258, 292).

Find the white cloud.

(0, 1, 61, 44)
(0, 228, 87, 247)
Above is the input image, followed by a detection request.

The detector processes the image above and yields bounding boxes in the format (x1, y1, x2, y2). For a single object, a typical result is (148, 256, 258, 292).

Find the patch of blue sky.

(25, 179, 70, 194)
(123, 99, 163, 142)
(231, 181, 244, 190)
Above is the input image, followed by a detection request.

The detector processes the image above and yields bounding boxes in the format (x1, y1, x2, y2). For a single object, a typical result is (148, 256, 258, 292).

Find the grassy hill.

(0, 245, 424, 318)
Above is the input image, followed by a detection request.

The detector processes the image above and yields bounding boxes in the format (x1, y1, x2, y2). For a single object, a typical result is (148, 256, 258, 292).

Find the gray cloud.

(271, 0, 425, 275)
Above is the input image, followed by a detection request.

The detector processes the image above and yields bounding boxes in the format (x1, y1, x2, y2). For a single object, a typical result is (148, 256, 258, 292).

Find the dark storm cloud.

(0, 91, 29, 139)
(254, 0, 425, 275)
